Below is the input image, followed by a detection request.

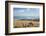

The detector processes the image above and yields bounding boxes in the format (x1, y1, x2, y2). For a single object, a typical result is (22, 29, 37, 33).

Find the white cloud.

(18, 10, 25, 12)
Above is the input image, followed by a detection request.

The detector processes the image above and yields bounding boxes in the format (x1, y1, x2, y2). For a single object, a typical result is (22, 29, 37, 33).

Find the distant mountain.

(14, 16, 39, 20)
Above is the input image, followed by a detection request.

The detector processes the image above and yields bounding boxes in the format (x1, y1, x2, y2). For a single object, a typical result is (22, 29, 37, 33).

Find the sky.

(13, 8, 39, 17)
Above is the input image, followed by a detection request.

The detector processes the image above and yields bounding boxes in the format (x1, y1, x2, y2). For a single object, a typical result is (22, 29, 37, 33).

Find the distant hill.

(14, 16, 39, 19)
(19, 19, 39, 21)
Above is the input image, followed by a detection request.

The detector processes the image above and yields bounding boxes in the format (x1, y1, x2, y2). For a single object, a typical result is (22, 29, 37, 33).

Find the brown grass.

(13, 20, 40, 28)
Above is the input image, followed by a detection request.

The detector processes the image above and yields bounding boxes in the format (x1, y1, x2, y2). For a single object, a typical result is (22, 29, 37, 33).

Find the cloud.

(18, 10, 25, 13)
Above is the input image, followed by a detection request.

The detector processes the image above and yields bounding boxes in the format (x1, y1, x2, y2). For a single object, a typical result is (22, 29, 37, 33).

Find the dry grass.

(13, 20, 40, 28)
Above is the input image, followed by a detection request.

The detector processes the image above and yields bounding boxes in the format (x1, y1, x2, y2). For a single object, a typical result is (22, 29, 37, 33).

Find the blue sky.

(13, 8, 39, 17)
